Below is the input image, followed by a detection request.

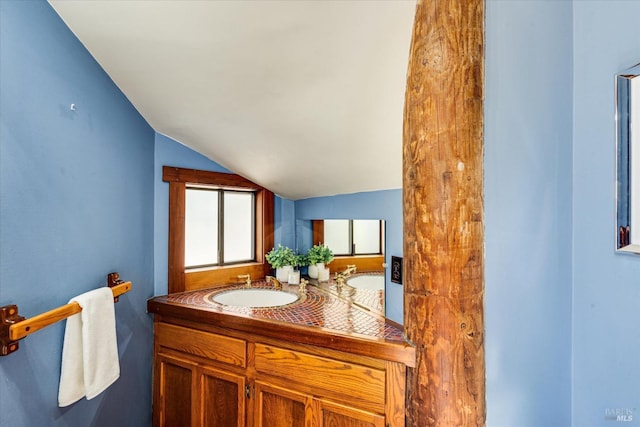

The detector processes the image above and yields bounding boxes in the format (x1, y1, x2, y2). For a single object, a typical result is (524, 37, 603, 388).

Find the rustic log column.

(403, 0, 485, 426)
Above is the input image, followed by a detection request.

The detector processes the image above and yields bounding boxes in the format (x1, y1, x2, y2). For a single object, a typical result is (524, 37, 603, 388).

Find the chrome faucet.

(265, 275, 282, 290)
(237, 274, 251, 288)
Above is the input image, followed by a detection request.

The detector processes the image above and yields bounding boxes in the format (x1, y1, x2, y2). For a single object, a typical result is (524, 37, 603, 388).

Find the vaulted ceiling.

(49, 0, 416, 200)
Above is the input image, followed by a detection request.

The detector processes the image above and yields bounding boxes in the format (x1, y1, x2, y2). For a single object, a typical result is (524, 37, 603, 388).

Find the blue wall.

(486, 1, 640, 426)
(572, 2, 640, 426)
(275, 198, 296, 251)
(0, 1, 155, 426)
(485, 1, 574, 426)
(153, 133, 231, 295)
(4, 1, 640, 426)
(295, 190, 404, 323)
(152, 133, 292, 295)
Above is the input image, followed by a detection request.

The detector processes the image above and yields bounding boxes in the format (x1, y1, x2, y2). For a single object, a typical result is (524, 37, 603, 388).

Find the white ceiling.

(48, 0, 416, 200)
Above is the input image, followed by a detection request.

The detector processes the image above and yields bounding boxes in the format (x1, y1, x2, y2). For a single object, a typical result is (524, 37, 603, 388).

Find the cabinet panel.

(317, 399, 385, 427)
(254, 344, 385, 412)
(158, 322, 246, 367)
(155, 354, 196, 427)
(200, 366, 246, 427)
(153, 319, 408, 427)
(255, 381, 311, 427)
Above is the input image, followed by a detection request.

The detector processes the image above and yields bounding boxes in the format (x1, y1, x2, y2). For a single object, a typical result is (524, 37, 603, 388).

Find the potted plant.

(265, 244, 296, 283)
(306, 244, 334, 279)
(288, 253, 308, 285)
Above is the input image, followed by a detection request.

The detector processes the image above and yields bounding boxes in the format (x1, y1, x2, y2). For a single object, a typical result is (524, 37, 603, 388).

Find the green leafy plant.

(293, 253, 309, 269)
(307, 243, 334, 265)
(265, 245, 296, 269)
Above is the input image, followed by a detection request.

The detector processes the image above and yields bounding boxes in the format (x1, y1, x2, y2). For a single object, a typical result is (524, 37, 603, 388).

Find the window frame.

(164, 166, 274, 293)
(184, 187, 256, 269)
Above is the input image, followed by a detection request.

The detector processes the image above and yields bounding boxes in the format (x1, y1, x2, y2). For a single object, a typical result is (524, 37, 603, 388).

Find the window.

(324, 219, 383, 256)
(185, 188, 255, 268)
(164, 166, 274, 293)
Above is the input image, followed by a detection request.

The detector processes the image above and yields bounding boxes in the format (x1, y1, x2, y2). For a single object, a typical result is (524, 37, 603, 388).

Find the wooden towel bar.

(0, 272, 131, 356)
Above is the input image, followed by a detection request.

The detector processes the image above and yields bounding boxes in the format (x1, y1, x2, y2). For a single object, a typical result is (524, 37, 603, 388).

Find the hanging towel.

(58, 287, 120, 407)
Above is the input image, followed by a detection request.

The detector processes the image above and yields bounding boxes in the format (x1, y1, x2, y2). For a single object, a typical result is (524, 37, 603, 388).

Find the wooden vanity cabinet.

(155, 352, 246, 427)
(153, 319, 408, 427)
(254, 381, 385, 427)
(154, 322, 248, 427)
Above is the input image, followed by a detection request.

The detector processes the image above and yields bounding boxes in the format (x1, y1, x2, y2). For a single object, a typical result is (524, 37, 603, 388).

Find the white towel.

(58, 287, 120, 407)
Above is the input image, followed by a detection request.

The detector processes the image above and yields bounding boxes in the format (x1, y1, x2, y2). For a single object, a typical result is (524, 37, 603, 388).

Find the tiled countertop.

(148, 279, 415, 366)
(312, 272, 385, 316)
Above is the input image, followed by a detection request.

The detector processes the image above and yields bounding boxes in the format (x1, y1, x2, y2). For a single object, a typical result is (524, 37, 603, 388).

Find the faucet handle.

(265, 275, 282, 290)
(237, 274, 251, 288)
(299, 278, 308, 293)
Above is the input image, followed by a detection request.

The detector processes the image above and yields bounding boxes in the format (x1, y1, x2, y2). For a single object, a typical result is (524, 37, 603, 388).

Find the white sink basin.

(346, 275, 385, 291)
(211, 288, 299, 308)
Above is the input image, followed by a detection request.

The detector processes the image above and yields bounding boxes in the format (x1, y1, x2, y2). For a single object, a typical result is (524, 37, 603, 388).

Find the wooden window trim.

(164, 166, 274, 293)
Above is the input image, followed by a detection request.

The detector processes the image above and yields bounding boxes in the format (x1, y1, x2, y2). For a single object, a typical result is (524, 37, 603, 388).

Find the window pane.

(185, 189, 218, 267)
(223, 192, 254, 263)
(353, 220, 381, 254)
(324, 220, 350, 255)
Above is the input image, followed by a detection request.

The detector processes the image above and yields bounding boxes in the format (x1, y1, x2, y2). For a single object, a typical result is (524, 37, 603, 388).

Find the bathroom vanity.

(147, 281, 415, 427)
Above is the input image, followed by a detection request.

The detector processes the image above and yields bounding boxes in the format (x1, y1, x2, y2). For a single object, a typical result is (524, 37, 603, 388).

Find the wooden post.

(403, 0, 485, 426)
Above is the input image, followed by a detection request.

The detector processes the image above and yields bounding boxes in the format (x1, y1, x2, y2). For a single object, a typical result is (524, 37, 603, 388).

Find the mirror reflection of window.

(324, 220, 351, 255)
(324, 219, 382, 256)
(353, 220, 382, 254)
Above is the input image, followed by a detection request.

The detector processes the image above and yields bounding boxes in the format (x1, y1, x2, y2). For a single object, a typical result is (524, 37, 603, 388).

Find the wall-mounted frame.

(616, 62, 640, 254)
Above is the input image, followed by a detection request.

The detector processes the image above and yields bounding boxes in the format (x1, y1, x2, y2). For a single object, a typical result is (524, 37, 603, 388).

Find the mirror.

(296, 219, 386, 314)
(616, 62, 640, 254)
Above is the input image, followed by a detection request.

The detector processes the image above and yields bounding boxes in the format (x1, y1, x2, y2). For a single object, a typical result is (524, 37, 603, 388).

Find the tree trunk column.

(403, 1, 485, 426)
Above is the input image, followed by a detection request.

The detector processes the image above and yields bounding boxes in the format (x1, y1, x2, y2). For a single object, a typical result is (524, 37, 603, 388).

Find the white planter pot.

(288, 270, 300, 285)
(318, 266, 330, 282)
(308, 262, 324, 279)
(276, 266, 293, 283)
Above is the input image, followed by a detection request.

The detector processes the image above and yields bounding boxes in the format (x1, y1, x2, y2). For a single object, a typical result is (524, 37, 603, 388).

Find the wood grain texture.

(185, 263, 267, 290)
(163, 166, 264, 190)
(148, 305, 416, 368)
(328, 255, 385, 274)
(384, 361, 407, 427)
(153, 317, 411, 426)
(164, 166, 274, 293)
(255, 381, 309, 427)
(155, 353, 195, 427)
(318, 399, 386, 427)
(254, 343, 385, 414)
(9, 281, 132, 341)
(200, 366, 246, 427)
(168, 181, 186, 293)
(157, 323, 246, 368)
(403, 0, 485, 426)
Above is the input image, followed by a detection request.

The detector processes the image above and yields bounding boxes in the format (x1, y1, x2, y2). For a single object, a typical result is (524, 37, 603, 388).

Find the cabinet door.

(254, 381, 311, 427)
(155, 353, 197, 427)
(199, 365, 246, 427)
(316, 399, 385, 427)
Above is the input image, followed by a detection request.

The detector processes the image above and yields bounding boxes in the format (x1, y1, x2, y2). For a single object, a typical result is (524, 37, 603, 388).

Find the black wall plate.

(391, 256, 403, 284)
